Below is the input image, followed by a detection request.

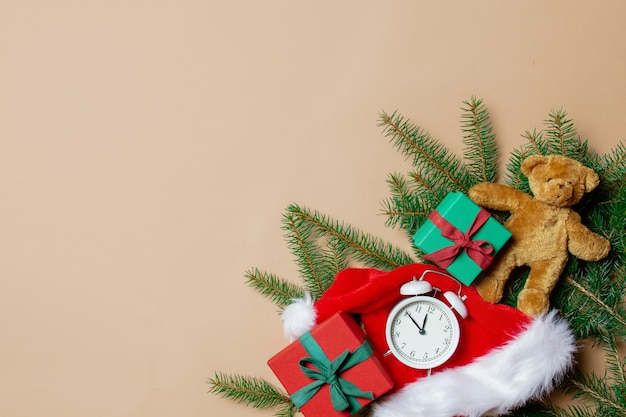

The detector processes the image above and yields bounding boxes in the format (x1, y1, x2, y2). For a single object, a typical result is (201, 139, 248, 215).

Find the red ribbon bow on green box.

(422, 208, 495, 269)
(412, 192, 511, 285)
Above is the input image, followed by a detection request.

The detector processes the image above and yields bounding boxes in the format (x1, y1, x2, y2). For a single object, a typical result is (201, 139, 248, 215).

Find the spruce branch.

(543, 109, 589, 161)
(461, 96, 498, 183)
(378, 107, 486, 236)
(385, 173, 414, 214)
(597, 141, 626, 183)
(597, 142, 626, 215)
(287, 204, 415, 270)
(504, 129, 545, 193)
(378, 110, 473, 192)
(208, 372, 296, 416)
(405, 171, 448, 214)
(504, 145, 532, 193)
(524, 129, 547, 155)
(381, 170, 446, 229)
(244, 268, 305, 311)
(381, 172, 428, 233)
(566, 373, 626, 416)
(282, 209, 333, 298)
(408, 171, 442, 200)
(602, 337, 626, 390)
(557, 403, 598, 417)
(558, 272, 626, 340)
(319, 237, 349, 281)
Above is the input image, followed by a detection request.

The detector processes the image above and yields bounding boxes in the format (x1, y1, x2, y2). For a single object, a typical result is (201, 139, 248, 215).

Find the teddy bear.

(468, 154, 611, 317)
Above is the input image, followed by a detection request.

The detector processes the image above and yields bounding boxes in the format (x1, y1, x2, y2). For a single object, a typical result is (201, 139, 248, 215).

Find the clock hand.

(406, 312, 426, 335)
(421, 313, 428, 331)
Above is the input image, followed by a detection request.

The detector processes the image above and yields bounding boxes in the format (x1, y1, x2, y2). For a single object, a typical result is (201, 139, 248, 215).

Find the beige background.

(2, 1, 625, 416)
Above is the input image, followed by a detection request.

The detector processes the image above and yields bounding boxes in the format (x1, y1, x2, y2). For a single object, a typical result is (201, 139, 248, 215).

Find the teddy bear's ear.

(584, 168, 600, 192)
(521, 154, 547, 176)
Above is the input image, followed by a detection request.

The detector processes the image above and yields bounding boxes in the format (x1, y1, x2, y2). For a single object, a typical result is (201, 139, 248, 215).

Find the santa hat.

(282, 264, 576, 417)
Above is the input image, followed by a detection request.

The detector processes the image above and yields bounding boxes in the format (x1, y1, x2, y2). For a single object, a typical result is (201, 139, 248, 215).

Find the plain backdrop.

(1, 1, 625, 416)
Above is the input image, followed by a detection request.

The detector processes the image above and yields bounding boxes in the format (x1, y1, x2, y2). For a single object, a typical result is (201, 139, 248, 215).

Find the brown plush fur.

(469, 155, 611, 317)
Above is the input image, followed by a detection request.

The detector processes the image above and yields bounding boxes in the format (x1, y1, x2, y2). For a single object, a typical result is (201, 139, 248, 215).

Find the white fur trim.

(281, 293, 317, 342)
(372, 310, 577, 417)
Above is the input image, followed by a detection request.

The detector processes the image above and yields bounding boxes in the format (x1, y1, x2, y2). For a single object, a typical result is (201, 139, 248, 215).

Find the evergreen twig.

(378, 110, 473, 193)
(504, 145, 532, 193)
(319, 237, 349, 284)
(562, 275, 626, 337)
(287, 203, 415, 270)
(282, 209, 333, 298)
(598, 141, 626, 183)
(602, 337, 626, 390)
(381, 172, 428, 233)
(461, 96, 498, 183)
(544, 109, 589, 162)
(566, 374, 626, 416)
(208, 373, 296, 416)
(244, 268, 305, 311)
(524, 129, 547, 155)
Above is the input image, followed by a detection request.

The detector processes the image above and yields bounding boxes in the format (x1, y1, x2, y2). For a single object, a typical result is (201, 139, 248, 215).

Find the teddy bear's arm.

(566, 212, 611, 261)
(468, 182, 531, 212)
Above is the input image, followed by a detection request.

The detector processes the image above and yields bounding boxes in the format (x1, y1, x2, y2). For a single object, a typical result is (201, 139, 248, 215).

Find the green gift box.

(412, 192, 511, 285)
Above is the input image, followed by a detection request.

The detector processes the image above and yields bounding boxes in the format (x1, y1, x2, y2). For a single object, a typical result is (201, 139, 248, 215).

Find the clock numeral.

(395, 331, 401, 338)
(401, 342, 406, 349)
(410, 350, 416, 358)
(435, 348, 440, 354)
(443, 324, 450, 333)
(423, 352, 429, 360)
(427, 305, 436, 314)
(439, 313, 443, 321)
(415, 305, 422, 313)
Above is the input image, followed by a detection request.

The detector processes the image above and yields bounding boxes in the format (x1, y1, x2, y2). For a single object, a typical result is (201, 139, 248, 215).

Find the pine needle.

(381, 172, 428, 233)
(282, 209, 332, 298)
(244, 268, 305, 311)
(287, 203, 415, 270)
(566, 374, 626, 416)
(378, 110, 473, 192)
(318, 237, 349, 283)
(543, 109, 589, 161)
(504, 145, 532, 192)
(460, 96, 498, 183)
(208, 373, 295, 413)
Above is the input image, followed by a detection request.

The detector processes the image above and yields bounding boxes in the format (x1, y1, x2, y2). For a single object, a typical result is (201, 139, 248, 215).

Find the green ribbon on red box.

(422, 207, 495, 269)
(290, 331, 375, 413)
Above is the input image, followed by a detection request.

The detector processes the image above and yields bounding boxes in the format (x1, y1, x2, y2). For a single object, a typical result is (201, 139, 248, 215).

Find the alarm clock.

(384, 270, 467, 370)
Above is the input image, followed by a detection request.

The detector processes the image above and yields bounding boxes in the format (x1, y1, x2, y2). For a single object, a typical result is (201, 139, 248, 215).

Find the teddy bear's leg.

(517, 259, 566, 317)
(475, 254, 517, 303)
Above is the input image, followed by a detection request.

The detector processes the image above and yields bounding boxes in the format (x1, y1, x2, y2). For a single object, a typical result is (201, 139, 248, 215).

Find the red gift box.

(267, 312, 394, 417)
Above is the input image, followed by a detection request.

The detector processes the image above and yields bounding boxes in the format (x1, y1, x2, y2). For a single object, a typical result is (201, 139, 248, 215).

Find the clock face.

(385, 296, 460, 369)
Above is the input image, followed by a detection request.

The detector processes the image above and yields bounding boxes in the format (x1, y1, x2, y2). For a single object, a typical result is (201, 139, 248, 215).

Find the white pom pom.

(281, 293, 317, 341)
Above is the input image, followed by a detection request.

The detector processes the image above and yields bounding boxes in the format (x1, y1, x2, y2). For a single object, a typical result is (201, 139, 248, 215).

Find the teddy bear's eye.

(547, 178, 553, 183)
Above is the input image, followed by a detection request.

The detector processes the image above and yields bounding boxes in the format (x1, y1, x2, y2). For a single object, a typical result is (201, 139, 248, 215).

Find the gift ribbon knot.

(290, 331, 375, 412)
(422, 208, 495, 269)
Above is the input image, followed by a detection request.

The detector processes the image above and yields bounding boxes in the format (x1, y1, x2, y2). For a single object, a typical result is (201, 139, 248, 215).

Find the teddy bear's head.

(521, 154, 599, 208)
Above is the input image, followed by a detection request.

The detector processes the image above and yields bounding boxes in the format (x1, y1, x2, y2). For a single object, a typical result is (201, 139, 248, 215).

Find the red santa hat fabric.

(281, 263, 576, 417)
